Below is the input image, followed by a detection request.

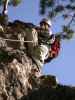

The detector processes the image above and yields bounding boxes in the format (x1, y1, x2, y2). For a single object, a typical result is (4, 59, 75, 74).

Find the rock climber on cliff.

(35, 18, 52, 63)
(27, 19, 60, 88)
(35, 18, 69, 65)
(26, 18, 64, 71)
(25, 18, 50, 71)
(29, 18, 53, 70)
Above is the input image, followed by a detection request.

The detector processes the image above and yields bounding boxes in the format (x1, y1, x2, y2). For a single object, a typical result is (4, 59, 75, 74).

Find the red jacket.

(44, 36, 60, 63)
(50, 37, 60, 57)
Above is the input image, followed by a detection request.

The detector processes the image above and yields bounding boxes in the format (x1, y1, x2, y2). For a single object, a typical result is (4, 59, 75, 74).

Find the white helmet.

(40, 18, 52, 27)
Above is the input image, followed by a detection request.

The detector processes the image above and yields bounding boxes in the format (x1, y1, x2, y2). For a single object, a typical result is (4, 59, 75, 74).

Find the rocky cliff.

(0, 21, 75, 100)
(0, 48, 58, 100)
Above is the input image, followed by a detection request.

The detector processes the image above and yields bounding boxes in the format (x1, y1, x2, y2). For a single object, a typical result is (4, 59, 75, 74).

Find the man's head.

(40, 18, 52, 30)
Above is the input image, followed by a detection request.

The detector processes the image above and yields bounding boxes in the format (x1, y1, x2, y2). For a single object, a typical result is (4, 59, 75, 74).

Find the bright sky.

(4, 0, 75, 86)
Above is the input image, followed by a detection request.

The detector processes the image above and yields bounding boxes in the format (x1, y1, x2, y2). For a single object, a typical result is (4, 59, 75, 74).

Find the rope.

(1, 38, 34, 43)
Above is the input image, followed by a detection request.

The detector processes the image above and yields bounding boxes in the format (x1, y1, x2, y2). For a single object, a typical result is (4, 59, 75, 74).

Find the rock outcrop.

(22, 84, 75, 100)
(0, 21, 38, 100)
(0, 21, 75, 100)
(0, 49, 58, 100)
(0, 51, 34, 100)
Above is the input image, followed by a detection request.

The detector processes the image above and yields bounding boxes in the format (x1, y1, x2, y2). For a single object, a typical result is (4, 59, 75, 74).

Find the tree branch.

(2, 0, 9, 15)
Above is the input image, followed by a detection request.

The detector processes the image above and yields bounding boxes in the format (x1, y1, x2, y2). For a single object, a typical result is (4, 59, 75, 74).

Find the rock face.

(0, 21, 40, 100)
(0, 51, 35, 100)
(22, 84, 75, 100)
(0, 49, 57, 100)
(0, 21, 75, 100)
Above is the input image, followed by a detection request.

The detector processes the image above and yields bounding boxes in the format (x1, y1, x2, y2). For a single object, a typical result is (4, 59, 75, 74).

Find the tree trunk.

(2, 0, 9, 15)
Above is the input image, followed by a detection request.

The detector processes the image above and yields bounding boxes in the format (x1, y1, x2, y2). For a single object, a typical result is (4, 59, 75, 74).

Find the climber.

(35, 18, 61, 65)
(39, 18, 52, 31)
(30, 18, 52, 70)
(25, 18, 60, 71)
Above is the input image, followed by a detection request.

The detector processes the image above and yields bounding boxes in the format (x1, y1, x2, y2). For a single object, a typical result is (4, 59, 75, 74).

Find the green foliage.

(40, 0, 54, 15)
(46, 0, 54, 7)
(55, 5, 64, 13)
(66, 5, 75, 10)
(9, 0, 22, 6)
(63, 26, 74, 39)
(0, 0, 4, 5)
(70, 0, 75, 2)
(40, 0, 75, 16)
(40, 0, 75, 39)
(40, 0, 46, 14)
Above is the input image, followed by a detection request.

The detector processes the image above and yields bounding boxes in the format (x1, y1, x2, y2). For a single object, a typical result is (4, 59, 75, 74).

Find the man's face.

(41, 23, 50, 31)
(45, 24, 50, 30)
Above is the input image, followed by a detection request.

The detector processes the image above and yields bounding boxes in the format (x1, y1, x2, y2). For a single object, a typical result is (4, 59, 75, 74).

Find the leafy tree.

(40, 0, 75, 39)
